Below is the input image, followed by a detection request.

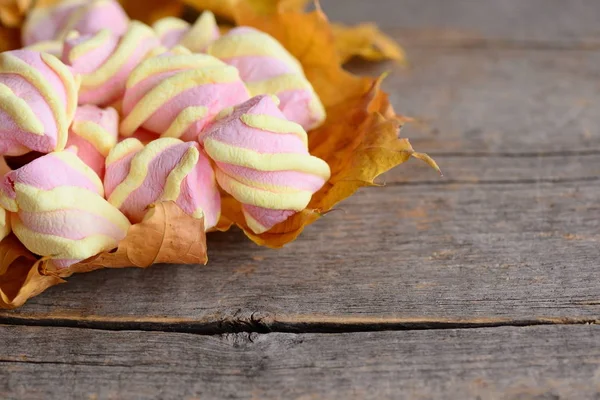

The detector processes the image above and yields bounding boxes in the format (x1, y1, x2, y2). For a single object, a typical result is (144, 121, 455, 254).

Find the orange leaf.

(0, 25, 20, 51)
(182, 0, 309, 19)
(119, 0, 184, 24)
(0, 235, 64, 309)
(331, 22, 406, 64)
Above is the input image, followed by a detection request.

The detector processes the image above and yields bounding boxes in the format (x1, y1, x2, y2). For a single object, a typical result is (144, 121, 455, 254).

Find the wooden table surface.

(3, 1, 600, 399)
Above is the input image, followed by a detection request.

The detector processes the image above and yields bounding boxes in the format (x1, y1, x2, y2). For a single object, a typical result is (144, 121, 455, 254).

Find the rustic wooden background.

(2, 0, 600, 398)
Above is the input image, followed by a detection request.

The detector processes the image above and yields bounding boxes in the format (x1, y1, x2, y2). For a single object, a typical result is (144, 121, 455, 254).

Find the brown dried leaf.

(182, 0, 309, 19)
(0, 235, 64, 309)
(331, 22, 406, 64)
(55, 201, 208, 276)
(0, 25, 20, 51)
(0, 202, 207, 306)
(0, 0, 31, 27)
(119, 0, 184, 24)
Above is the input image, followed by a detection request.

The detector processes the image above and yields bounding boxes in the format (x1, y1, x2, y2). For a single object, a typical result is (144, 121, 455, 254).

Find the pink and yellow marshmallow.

(104, 138, 221, 230)
(200, 95, 330, 234)
(207, 27, 326, 131)
(66, 105, 119, 179)
(22, 0, 129, 46)
(0, 149, 130, 268)
(61, 21, 159, 106)
(0, 49, 79, 156)
(120, 50, 250, 142)
(153, 11, 220, 52)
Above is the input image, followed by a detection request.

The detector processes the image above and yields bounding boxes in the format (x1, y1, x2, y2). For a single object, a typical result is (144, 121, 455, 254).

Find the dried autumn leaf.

(0, 235, 64, 309)
(0, 202, 207, 306)
(182, 0, 309, 19)
(0, 0, 31, 27)
(0, 25, 20, 51)
(119, 0, 184, 24)
(49, 201, 208, 277)
(332, 22, 406, 64)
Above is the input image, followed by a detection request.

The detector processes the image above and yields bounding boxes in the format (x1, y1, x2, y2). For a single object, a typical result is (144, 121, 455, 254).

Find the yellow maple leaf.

(332, 22, 406, 64)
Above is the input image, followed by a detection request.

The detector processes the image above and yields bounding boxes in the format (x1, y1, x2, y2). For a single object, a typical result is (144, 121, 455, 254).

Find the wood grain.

(2, 324, 600, 399)
(323, 0, 600, 46)
(2, 176, 598, 329)
(353, 48, 600, 154)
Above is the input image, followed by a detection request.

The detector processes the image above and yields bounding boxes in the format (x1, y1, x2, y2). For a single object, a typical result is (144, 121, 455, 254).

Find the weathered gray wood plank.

(2, 324, 599, 399)
(2, 176, 598, 327)
(360, 48, 600, 154)
(323, 0, 600, 46)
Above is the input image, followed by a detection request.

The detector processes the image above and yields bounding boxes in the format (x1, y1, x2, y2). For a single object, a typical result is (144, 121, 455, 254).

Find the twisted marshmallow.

(0, 49, 79, 156)
(62, 21, 159, 106)
(104, 138, 221, 229)
(0, 149, 130, 268)
(207, 27, 326, 131)
(201, 95, 330, 234)
(23, 0, 129, 46)
(153, 11, 220, 52)
(66, 105, 119, 178)
(120, 51, 250, 142)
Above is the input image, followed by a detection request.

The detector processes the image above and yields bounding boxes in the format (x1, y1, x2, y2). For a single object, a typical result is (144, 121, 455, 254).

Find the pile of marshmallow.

(0, 0, 330, 268)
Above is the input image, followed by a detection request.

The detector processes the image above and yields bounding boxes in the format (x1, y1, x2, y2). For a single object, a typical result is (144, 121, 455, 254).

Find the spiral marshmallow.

(62, 21, 159, 106)
(0, 149, 130, 268)
(104, 138, 221, 229)
(66, 105, 119, 178)
(23, 0, 129, 46)
(0, 49, 79, 156)
(200, 95, 330, 234)
(207, 27, 326, 131)
(120, 51, 250, 142)
(153, 11, 219, 52)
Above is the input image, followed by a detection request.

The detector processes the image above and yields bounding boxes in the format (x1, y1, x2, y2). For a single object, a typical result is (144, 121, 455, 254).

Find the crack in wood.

(0, 315, 597, 335)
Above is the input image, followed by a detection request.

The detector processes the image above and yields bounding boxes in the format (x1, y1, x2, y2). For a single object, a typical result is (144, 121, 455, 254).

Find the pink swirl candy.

(200, 95, 330, 234)
(67, 105, 119, 179)
(0, 149, 130, 268)
(207, 27, 326, 131)
(22, 0, 129, 46)
(104, 137, 221, 229)
(62, 21, 159, 106)
(0, 49, 79, 156)
(153, 11, 220, 52)
(120, 50, 250, 142)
